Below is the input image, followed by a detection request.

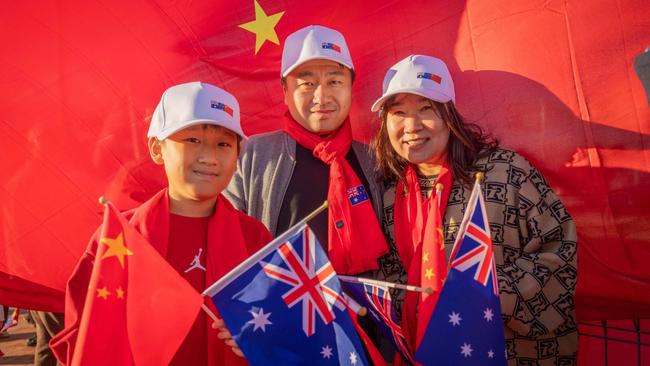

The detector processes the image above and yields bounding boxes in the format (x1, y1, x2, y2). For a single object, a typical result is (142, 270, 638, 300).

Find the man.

(225, 25, 387, 276)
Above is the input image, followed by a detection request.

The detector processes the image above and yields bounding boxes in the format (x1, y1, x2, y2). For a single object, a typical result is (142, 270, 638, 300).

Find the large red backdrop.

(1, 0, 648, 337)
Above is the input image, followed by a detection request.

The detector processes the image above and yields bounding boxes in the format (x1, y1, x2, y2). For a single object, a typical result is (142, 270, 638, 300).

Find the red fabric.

(0, 6, 649, 366)
(283, 113, 388, 274)
(166, 214, 209, 366)
(393, 165, 452, 351)
(50, 189, 271, 366)
(0, 272, 63, 312)
(51, 201, 203, 366)
(348, 308, 387, 366)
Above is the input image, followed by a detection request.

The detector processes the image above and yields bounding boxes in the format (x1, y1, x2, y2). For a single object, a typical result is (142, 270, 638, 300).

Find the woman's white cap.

(371, 55, 455, 112)
(281, 25, 354, 78)
(148, 81, 246, 140)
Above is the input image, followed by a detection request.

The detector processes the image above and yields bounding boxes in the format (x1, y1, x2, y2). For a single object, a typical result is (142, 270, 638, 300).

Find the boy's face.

(149, 124, 238, 204)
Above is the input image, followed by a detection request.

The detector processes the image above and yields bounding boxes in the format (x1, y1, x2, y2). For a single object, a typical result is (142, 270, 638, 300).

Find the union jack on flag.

(343, 280, 415, 364)
(205, 223, 369, 366)
(414, 181, 506, 365)
(448, 183, 499, 295)
(261, 227, 347, 336)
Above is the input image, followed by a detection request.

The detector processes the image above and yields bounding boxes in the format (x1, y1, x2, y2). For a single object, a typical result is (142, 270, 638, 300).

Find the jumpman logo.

(184, 248, 206, 273)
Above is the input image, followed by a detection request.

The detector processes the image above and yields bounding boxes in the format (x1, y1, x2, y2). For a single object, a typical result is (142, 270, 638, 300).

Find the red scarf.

(393, 164, 453, 352)
(283, 113, 388, 274)
(51, 189, 267, 366)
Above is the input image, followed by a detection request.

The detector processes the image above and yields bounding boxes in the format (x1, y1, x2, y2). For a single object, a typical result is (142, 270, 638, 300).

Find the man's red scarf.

(393, 164, 452, 351)
(284, 113, 387, 274)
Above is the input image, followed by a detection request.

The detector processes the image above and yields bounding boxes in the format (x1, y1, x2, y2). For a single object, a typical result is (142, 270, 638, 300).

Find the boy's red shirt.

(50, 188, 272, 365)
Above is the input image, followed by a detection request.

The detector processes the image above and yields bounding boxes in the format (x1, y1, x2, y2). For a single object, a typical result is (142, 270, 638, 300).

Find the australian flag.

(347, 185, 369, 206)
(416, 72, 442, 84)
(321, 42, 342, 53)
(414, 181, 507, 366)
(204, 223, 369, 366)
(342, 279, 414, 365)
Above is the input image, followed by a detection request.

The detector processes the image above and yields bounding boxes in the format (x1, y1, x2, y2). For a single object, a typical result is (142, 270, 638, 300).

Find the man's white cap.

(148, 81, 246, 140)
(281, 25, 354, 78)
(371, 55, 455, 112)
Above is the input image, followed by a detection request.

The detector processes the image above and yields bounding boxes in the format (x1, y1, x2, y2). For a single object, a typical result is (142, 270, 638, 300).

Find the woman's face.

(385, 93, 450, 172)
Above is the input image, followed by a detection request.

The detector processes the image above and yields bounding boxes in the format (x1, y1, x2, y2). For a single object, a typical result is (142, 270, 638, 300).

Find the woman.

(371, 55, 577, 365)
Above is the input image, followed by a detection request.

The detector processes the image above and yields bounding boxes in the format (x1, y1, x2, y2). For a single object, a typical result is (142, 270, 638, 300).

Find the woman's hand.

(211, 318, 244, 358)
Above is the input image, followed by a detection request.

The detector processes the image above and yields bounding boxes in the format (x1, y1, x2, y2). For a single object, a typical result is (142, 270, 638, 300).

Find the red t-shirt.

(167, 213, 210, 366)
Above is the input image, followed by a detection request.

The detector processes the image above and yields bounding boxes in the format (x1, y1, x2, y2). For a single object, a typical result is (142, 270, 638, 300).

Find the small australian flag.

(347, 185, 369, 206)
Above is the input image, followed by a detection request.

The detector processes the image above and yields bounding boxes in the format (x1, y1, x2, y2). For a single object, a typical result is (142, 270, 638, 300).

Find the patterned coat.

(377, 148, 578, 365)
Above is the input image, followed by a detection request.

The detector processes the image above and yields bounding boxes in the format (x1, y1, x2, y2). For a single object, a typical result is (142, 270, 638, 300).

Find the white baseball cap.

(371, 55, 455, 112)
(281, 25, 354, 78)
(148, 81, 247, 140)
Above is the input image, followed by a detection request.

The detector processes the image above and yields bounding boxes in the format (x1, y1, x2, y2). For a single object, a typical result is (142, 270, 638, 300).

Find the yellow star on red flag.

(424, 268, 435, 280)
(100, 232, 133, 268)
(97, 286, 110, 300)
(238, 0, 285, 54)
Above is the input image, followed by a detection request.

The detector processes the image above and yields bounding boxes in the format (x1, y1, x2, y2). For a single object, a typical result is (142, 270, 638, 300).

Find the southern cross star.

(483, 307, 494, 321)
(460, 342, 473, 357)
(321, 345, 333, 359)
(247, 307, 272, 332)
(448, 311, 462, 326)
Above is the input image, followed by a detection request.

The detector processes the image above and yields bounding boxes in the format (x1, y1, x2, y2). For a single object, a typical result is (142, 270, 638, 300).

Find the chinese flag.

(70, 201, 202, 366)
(415, 193, 447, 347)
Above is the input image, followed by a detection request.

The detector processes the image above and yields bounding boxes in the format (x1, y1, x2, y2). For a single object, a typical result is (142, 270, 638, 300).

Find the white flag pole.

(339, 275, 433, 294)
(202, 201, 329, 297)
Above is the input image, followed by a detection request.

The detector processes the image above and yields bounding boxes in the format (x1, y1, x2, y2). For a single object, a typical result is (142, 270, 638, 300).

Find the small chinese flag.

(71, 201, 203, 366)
(415, 189, 447, 346)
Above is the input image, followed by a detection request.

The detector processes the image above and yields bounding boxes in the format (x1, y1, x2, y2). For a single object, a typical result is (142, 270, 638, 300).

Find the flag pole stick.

(202, 201, 329, 297)
(200, 303, 220, 323)
(339, 275, 433, 294)
(340, 293, 367, 316)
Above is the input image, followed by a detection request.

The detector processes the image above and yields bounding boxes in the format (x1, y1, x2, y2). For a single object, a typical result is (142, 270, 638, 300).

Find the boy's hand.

(211, 319, 244, 358)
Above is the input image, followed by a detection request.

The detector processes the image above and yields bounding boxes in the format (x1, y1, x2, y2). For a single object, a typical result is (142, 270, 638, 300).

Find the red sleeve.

(49, 229, 100, 366)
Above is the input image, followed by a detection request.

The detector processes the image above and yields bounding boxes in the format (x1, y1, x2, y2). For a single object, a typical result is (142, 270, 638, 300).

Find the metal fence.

(578, 319, 650, 365)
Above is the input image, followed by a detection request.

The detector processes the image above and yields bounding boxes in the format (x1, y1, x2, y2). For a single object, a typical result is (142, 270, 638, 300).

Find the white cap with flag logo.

(281, 25, 354, 78)
(148, 81, 247, 140)
(371, 54, 455, 112)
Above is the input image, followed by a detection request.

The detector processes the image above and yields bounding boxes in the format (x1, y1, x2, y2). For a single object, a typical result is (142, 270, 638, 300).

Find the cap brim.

(371, 88, 454, 112)
(156, 119, 248, 140)
(282, 56, 354, 78)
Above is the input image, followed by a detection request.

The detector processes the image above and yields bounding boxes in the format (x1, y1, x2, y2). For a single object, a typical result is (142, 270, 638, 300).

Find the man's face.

(283, 59, 352, 135)
(149, 124, 238, 204)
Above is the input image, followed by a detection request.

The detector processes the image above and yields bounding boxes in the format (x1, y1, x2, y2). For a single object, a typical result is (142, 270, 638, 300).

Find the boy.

(50, 82, 271, 365)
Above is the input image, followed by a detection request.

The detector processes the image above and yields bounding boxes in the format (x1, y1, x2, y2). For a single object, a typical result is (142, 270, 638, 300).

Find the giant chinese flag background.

(1, 0, 649, 362)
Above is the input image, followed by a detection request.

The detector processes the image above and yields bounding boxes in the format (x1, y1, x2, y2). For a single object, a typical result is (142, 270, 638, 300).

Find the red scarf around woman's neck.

(283, 113, 388, 274)
(393, 164, 453, 350)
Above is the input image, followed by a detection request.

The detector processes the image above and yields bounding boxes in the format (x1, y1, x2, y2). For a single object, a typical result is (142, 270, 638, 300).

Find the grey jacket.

(224, 130, 383, 236)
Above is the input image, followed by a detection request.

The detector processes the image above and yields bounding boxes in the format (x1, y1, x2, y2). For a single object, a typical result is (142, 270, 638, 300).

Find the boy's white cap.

(281, 25, 354, 78)
(148, 81, 246, 140)
(371, 55, 455, 112)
